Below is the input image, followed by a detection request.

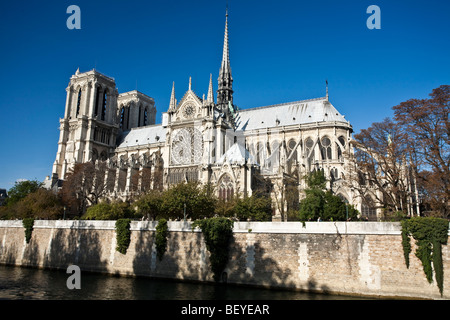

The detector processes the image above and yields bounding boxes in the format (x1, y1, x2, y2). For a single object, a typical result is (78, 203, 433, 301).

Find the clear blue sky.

(0, 0, 449, 190)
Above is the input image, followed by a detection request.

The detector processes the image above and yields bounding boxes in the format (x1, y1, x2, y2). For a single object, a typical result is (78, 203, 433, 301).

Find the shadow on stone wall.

(1, 239, 21, 266)
(227, 235, 332, 295)
(132, 229, 154, 276)
(131, 230, 213, 282)
(42, 228, 108, 273)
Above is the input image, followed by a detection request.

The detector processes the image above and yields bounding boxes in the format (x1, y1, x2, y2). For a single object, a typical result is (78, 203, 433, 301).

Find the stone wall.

(0, 220, 448, 299)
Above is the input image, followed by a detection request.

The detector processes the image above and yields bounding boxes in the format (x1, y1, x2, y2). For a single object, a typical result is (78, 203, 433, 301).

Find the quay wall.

(0, 220, 449, 299)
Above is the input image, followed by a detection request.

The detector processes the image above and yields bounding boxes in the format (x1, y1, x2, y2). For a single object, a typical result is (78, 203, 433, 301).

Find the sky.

(0, 0, 449, 190)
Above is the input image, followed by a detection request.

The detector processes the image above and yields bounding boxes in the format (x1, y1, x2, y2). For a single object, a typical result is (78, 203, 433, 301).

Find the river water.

(0, 265, 367, 300)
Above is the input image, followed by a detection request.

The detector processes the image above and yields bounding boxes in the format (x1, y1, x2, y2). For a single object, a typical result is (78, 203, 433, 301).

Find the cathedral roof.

(116, 125, 166, 149)
(216, 142, 256, 165)
(235, 97, 350, 131)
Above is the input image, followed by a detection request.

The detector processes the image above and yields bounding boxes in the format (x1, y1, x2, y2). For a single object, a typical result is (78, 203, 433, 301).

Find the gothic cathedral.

(52, 11, 358, 221)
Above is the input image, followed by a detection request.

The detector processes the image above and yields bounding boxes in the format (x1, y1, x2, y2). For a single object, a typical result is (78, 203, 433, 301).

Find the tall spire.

(207, 73, 214, 103)
(217, 8, 233, 110)
(220, 9, 231, 77)
(169, 81, 176, 111)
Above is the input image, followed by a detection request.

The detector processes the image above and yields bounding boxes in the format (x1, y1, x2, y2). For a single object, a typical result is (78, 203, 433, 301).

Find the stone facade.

(0, 220, 448, 299)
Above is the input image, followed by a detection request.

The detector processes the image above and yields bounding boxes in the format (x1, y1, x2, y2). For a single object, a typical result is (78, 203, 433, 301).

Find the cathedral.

(51, 11, 361, 221)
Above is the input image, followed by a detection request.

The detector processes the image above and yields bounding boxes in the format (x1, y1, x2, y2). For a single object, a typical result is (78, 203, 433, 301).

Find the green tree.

(160, 182, 216, 220)
(298, 170, 359, 221)
(233, 194, 272, 221)
(135, 189, 163, 220)
(298, 171, 326, 221)
(6, 180, 42, 207)
(82, 201, 135, 220)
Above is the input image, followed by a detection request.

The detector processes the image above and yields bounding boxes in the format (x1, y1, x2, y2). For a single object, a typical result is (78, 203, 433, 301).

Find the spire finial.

(169, 81, 176, 111)
(189, 76, 192, 91)
(207, 73, 214, 103)
(326, 79, 329, 100)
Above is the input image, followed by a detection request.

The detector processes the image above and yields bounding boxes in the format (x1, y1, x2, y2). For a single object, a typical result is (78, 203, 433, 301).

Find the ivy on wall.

(155, 218, 168, 261)
(192, 217, 234, 282)
(401, 217, 449, 296)
(22, 218, 34, 244)
(115, 219, 131, 255)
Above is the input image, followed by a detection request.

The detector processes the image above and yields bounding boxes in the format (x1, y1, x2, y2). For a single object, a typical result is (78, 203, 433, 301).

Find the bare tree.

(393, 85, 450, 217)
(352, 117, 418, 216)
(61, 161, 109, 216)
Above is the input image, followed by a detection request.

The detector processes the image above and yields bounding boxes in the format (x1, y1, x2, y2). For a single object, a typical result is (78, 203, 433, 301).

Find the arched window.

(91, 148, 98, 163)
(330, 168, 339, 180)
(138, 104, 142, 127)
(321, 137, 332, 160)
(101, 90, 107, 121)
(256, 142, 264, 165)
(218, 174, 234, 201)
(144, 107, 148, 126)
(119, 107, 125, 129)
(305, 137, 314, 158)
(337, 136, 346, 159)
(362, 196, 377, 219)
(287, 139, 297, 160)
(76, 88, 82, 117)
(94, 87, 101, 117)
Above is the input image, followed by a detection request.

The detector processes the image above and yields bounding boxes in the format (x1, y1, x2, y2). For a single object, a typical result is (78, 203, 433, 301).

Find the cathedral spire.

(217, 8, 233, 110)
(207, 73, 214, 103)
(169, 81, 176, 111)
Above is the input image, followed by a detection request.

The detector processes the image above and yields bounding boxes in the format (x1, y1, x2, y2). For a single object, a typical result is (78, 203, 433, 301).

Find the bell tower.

(52, 69, 119, 180)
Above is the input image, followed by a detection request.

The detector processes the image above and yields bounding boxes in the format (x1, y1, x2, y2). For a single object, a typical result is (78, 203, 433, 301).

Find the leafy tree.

(160, 182, 216, 220)
(298, 170, 326, 221)
(135, 189, 163, 220)
(298, 170, 359, 221)
(14, 188, 64, 219)
(233, 194, 272, 221)
(323, 191, 358, 221)
(82, 201, 135, 220)
(6, 180, 42, 207)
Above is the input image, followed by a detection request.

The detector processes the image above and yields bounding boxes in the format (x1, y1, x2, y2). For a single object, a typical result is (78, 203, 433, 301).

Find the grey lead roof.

(115, 97, 349, 149)
(116, 125, 166, 149)
(234, 97, 349, 131)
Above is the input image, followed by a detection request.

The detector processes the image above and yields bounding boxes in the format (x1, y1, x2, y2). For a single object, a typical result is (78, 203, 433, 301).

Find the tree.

(5, 179, 42, 207)
(134, 189, 163, 220)
(393, 85, 450, 217)
(298, 170, 358, 221)
(159, 182, 216, 220)
(233, 194, 272, 221)
(298, 170, 327, 221)
(82, 201, 135, 220)
(61, 161, 110, 217)
(14, 189, 64, 219)
(352, 117, 416, 214)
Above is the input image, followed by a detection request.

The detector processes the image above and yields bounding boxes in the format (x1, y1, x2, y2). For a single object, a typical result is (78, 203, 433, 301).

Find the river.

(0, 264, 367, 300)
